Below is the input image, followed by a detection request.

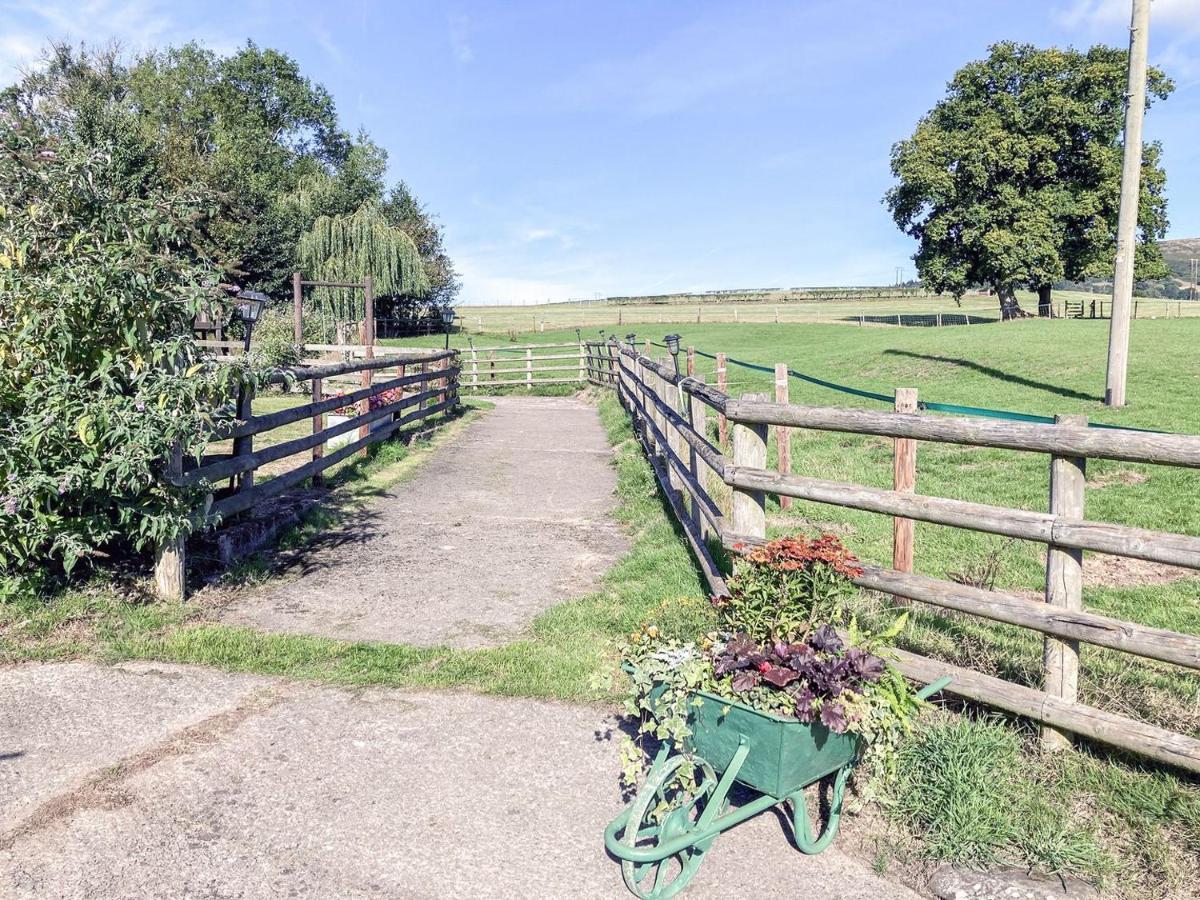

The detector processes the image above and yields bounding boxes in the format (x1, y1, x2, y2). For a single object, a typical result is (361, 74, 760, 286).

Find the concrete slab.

(218, 396, 630, 648)
(0, 662, 918, 899)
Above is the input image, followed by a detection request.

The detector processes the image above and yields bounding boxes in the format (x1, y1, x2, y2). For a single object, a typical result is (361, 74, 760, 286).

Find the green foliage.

(297, 200, 430, 319)
(716, 534, 864, 642)
(127, 41, 349, 292)
(0, 82, 242, 573)
(886, 42, 1173, 315)
(889, 716, 1113, 877)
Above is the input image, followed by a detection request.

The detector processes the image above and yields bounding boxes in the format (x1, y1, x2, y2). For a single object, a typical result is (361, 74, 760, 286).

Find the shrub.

(0, 78, 242, 574)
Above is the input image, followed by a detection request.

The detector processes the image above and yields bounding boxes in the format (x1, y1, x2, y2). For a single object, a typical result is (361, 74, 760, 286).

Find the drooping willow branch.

(297, 201, 431, 322)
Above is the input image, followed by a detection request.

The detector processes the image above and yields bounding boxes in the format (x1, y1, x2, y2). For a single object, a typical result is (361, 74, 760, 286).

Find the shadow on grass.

(882, 349, 1101, 402)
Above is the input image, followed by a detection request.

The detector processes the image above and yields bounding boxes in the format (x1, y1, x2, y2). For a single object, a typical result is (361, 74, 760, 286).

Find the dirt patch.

(1087, 469, 1150, 488)
(1084, 554, 1194, 588)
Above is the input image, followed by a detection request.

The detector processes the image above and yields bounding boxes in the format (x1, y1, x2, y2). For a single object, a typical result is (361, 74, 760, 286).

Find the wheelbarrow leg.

(788, 764, 851, 855)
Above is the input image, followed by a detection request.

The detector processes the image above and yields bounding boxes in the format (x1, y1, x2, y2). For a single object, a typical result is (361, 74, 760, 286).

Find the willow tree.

(297, 201, 430, 332)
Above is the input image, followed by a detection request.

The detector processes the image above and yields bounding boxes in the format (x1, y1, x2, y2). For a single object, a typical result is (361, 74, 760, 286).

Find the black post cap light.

(664, 333, 682, 356)
(232, 290, 269, 325)
(441, 307, 456, 326)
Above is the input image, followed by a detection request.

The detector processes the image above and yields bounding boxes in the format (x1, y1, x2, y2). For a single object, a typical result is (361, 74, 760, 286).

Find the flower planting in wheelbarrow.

(604, 534, 950, 899)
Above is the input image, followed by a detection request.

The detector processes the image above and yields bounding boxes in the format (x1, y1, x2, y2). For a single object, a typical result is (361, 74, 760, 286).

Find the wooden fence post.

(731, 394, 768, 540)
(232, 382, 255, 492)
(311, 376, 325, 487)
(358, 275, 375, 455)
(686, 346, 696, 378)
(775, 363, 792, 510)
(469, 347, 478, 391)
(716, 353, 729, 447)
(689, 372, 709, 533)
(578, 342, 586, 383)
(419, 359, 429, 411)
(292, 271, 303, 343)
(1042, 414, 1087, 752)
(525, 348, 533, 388)
(154, 441, 186, 601)
(893, 388, 918, 576)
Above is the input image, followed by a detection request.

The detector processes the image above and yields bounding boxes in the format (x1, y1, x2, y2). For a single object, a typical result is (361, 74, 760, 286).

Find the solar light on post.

(441, 306, 455, 350)
(664, 333, 688, 418)
(232, 290, 268, 352)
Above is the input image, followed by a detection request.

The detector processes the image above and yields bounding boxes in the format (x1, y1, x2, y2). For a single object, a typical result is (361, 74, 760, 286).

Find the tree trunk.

(1037, 285, 1053, 318)
(997, 285, 1026, 321)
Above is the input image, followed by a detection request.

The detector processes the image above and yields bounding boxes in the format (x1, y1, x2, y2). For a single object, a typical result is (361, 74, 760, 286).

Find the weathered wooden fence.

(605, 339, 1200, 775)
(460, 342, 590, 389)
(154, 348, 459, 600)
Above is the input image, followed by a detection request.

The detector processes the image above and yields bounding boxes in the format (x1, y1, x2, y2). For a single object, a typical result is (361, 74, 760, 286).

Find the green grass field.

(450, 289, 1195, 334)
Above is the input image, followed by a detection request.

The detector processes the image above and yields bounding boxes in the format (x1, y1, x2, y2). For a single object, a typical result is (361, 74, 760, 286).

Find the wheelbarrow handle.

(915, 675, 952, 701)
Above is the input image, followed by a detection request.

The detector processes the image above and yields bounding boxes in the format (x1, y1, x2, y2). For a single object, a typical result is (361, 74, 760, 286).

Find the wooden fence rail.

(603, 339, 1200, 775)
(154, 348, 460, 601)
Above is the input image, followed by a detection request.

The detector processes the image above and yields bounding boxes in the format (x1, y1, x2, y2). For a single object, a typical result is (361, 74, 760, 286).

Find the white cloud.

(311, 23, 344, 65)
(1055, 0, 1200, 82)
(1057, 0, 1200, 30)
(0, 0, 247, 84)
(448, 12, 473, 64)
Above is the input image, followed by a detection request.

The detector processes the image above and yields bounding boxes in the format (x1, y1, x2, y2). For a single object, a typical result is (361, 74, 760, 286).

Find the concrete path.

(218, 396, 629, 648)
(0, 662, 918, 899)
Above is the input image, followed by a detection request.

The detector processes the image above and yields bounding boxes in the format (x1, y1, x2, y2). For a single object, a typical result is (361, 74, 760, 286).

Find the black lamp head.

(441, 307, 456, 326)
(664, 333, 682, 355)
(232, 290, 269, 324)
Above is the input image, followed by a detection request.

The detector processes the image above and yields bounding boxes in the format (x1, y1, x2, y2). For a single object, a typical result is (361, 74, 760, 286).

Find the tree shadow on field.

(882, 350, 1101, 402)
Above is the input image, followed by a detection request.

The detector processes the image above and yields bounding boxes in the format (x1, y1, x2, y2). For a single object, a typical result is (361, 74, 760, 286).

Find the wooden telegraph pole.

(1104, 0, 1151, 408)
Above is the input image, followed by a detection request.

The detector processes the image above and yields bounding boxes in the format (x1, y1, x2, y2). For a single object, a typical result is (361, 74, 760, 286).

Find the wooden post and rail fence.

(600, 338, 1200, 775)
(154, 348, 460, 602)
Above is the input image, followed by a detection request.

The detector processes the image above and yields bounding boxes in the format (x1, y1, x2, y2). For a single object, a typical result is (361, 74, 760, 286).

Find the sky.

(3, 0, 1199, 305)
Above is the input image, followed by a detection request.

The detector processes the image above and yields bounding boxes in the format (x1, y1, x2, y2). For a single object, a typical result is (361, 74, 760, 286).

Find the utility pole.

(1104, 0, 1151, 408)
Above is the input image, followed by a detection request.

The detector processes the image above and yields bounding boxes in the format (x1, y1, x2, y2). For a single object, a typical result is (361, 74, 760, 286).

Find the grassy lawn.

(447, 289, 1193, 335)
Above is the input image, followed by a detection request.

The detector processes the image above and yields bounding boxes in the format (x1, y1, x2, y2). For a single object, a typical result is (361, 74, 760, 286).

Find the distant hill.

(1161, 237, 1200, 281)
(1058, 236, 1199, 299)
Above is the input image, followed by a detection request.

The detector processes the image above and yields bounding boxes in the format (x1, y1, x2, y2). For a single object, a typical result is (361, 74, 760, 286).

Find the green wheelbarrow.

(604, 675, 952, 899)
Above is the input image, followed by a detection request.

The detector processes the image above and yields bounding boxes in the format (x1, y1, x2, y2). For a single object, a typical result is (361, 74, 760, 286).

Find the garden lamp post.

(441, 307, 456, 350)
(664, 333, 688, 416)
(232, 290, 268, 353)
(575, 327, 581, 344)
(625, 333, 636, 349)
(664, 334, 682, 375)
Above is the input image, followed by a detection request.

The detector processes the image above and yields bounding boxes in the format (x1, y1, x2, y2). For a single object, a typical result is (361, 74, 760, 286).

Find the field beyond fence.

(586, 337, 1200, 775)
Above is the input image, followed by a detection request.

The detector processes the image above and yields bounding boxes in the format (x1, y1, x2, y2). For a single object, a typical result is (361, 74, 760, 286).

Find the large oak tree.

(885, 42, 1172, 319)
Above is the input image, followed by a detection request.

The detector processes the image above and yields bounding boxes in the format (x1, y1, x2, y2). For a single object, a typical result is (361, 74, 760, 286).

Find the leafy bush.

(716, 534, 863, 642)
(0, 77, 241, 573)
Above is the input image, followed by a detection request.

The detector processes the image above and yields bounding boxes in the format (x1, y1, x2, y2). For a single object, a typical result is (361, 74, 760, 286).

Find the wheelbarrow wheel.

(619, 753, 719, 900)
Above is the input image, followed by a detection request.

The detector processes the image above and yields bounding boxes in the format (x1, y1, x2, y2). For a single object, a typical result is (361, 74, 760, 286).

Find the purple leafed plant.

(711, 624, 886, 733)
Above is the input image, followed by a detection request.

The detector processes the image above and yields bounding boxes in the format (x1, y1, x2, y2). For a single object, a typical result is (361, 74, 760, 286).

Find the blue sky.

(3, 0, 1198, 304)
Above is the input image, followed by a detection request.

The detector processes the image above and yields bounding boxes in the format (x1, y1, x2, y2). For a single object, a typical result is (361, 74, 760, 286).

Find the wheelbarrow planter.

(604, 676, 951, 899)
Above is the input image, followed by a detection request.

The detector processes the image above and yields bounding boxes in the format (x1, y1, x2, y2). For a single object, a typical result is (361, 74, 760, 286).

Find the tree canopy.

(885, 42, 1172, 318)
